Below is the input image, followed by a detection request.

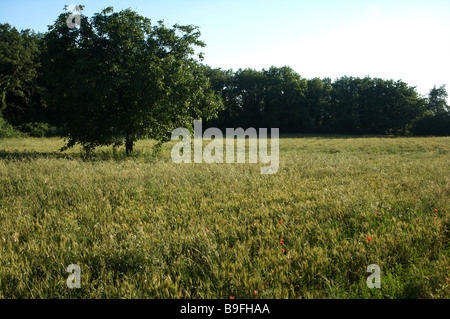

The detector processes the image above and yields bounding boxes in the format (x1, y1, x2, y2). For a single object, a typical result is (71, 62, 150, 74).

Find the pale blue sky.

(1, 0, 449, 98)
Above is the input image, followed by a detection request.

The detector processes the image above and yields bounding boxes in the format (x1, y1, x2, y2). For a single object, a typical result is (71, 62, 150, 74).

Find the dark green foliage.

(0, 24, 38, 114)
(203, 67, 447, 136)
(411, 85, 450, 136)
(0, 113, 22, 138)
(329, 77, 425, 135)
(427, 85, 449, 116)
(413, 113, 450, 136)
(0, 23, 49, 128)
(41, 6, 223, 153)
(18, 122, 61, 137)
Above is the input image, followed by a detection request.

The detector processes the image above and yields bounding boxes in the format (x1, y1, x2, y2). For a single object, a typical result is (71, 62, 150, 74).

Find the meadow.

(0, 136, 449, 298)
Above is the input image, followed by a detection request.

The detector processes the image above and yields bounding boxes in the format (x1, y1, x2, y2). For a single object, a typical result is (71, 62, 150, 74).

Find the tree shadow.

(279, 133, 399, 139)
(0, 150, 73, 160)
(0, 148, 162, 162)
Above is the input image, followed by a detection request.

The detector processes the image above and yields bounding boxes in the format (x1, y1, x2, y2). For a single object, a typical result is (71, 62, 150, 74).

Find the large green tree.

(306, 77, 332, 132)
(262, 66, 308, 131)
(427, 85, 448, 115)
(329, 76, 362, 134)
(43, 6, 223, 154)
(413, 85, 450, 136)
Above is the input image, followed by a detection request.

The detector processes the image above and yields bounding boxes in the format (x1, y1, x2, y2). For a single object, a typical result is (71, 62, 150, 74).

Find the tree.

(263, 66, 308, 132)
(382, 80, 425, 135)
(42, 6, 223, 154)
(413, 85, 450, 136)
(427, 85, 448, 115)
(358, 78, 425, 135)
(232, 68, 267, 128)
(329, 76, 362, 134)
(306, 77, 332, 132)
(0, 23, 43, 127)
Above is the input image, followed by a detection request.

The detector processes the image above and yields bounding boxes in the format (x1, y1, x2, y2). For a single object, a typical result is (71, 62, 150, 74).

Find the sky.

(1, 0, 450, 99)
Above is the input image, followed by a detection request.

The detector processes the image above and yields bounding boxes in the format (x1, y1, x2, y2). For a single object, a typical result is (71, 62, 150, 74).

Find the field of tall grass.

(0, 136, 449, 298)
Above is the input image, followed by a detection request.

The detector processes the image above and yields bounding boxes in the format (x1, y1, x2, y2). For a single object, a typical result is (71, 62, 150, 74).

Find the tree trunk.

(125, 134, 133, 155)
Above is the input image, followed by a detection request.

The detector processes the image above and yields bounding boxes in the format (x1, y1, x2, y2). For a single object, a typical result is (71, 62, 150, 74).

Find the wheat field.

(0, 136, 449, 298)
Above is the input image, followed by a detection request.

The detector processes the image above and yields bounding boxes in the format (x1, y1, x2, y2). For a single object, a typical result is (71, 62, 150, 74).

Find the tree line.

(1, 7, 449, 152)
(201, 65, 449, 136)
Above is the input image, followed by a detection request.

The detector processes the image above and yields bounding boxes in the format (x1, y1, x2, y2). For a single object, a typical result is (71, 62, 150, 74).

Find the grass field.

(0, 136, 449, 298)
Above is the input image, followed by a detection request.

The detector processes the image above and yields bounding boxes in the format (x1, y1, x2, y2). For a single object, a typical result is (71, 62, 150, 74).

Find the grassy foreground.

(0, 136, 449, 299)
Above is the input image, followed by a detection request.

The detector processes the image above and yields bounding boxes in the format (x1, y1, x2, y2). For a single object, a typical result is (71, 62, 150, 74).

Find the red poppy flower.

(367, 238, 372, 242)
(253, 290, 257, 295)
(279, 221, 283, 224)
(434, 209, 438, 212)
(281, 249, 285, 253)
(230, 296, 234, 299)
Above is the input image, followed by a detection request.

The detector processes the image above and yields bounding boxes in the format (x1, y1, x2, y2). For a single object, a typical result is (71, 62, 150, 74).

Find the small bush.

(0, 115, 22, 138)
